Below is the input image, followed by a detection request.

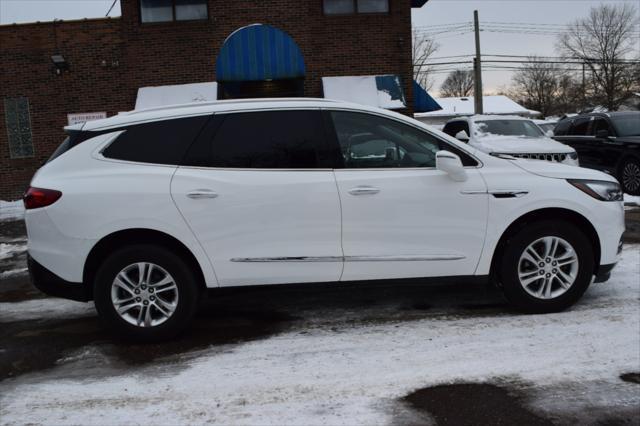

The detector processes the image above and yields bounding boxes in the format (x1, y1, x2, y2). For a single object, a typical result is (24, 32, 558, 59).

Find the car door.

(555, 116, 593, 166)
(171, 109, 343, 287)
(326, 110, 488, 282)
(590, 116, 622, 174)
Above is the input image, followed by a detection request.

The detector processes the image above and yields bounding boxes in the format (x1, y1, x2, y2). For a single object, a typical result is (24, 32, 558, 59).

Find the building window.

(4, 97, 34, 159)
(140, 0, 208, 23)
(323, 0, 389, 15)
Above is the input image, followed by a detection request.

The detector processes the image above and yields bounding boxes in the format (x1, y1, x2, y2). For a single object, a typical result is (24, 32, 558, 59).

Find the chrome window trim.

(230, 254, 466, 262)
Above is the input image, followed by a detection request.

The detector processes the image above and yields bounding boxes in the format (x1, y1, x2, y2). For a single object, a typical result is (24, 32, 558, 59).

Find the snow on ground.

(0, 242, 27, 261)
(0, 297, 94, 322)
(0, 200, 24, 221)
(625, 194, 640, 207)
(1, 245, 638, 425)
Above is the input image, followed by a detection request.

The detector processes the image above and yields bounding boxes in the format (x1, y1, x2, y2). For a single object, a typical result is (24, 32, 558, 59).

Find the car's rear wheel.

(499, 220, 594, 313)
(618, 157, 640, 196)
(94, 245, 200, 341)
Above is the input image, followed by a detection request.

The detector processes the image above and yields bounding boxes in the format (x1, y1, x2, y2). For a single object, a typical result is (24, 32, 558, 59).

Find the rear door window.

(590, 117, 614, 136)
(188, 110, 330, 169)
(569, 117, 591, 136)
(102, 115, 210, 165)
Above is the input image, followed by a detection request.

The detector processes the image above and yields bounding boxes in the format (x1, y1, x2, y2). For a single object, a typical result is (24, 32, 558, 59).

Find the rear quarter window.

(102, 115, 210, 165)
(553, 119, 571, 136)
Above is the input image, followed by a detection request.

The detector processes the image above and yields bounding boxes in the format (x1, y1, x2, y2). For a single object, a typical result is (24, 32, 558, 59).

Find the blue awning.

(413, 80, 442, 113)
(216, 24, 306, 82)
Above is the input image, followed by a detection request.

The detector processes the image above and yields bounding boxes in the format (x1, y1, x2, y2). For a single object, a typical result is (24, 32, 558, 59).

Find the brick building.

(0, 0, 428, 200)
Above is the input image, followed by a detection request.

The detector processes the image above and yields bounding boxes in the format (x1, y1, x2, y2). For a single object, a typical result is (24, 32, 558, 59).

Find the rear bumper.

(28, 255, 91, 302)
(594, 263, 617, 283)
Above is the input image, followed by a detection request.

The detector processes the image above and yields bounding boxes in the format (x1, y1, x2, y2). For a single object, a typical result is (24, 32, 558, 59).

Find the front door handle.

(348, 186, 380, 196)
(187, 189, 218, 199)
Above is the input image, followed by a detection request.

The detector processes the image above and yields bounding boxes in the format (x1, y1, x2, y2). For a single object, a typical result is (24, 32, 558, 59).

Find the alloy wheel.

(110, 262, 179, 327)
(622, 162, 640, 193)
(517, 236, 579, 300)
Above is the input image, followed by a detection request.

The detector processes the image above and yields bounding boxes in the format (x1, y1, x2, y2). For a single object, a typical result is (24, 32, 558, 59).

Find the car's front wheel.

(499, 220, 594, 313)
(94, 245, 200, 341)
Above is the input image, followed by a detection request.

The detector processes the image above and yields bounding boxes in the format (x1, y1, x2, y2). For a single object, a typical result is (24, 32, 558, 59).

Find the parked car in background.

(553, 111, 640, 195)
(442, 115, 579, 165)
(26, 99, 623, 340)
(534, 119, 558, 136)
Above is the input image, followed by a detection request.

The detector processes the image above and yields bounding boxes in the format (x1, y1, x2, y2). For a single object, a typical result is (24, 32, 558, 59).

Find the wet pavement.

(1, 207, 639, 425)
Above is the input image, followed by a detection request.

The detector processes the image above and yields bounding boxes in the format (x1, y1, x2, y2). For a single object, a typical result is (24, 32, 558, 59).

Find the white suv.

(442, 115, 579, 165)
(25, 99, 624, 340)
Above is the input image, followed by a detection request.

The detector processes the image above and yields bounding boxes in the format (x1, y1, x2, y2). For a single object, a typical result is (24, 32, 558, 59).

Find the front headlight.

(568, 179, 623, 201)
(568, 152, 578, 160)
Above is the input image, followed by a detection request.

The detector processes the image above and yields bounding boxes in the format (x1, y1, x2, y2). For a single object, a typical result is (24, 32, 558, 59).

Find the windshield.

(475, 119, 545, 138)
(611, 115, 640, 137)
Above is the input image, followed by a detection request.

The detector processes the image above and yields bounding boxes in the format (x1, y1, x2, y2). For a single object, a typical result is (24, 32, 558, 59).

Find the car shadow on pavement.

(0, 304, 297, 382)
(0, 277, 509, 382)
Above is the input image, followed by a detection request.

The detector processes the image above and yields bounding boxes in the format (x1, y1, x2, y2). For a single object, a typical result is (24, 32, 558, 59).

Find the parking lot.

(1, 208, 639, 425)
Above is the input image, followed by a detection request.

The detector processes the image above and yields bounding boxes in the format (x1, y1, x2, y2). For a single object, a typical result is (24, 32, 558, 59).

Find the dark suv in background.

(553, 111, 640, 195)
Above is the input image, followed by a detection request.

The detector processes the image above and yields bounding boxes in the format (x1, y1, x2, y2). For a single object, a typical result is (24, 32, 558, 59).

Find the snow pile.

(0, 245, 638, 425)
(0, 200, 24, 221)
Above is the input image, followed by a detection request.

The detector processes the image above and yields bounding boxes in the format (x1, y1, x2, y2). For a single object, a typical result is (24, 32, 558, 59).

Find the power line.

(105, 0, 118, 17)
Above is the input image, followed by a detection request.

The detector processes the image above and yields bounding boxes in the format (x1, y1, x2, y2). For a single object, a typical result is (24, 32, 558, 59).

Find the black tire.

(618, 157, 640, 196)
(499, 220, 594, 314)
(94, 244, 200, 342)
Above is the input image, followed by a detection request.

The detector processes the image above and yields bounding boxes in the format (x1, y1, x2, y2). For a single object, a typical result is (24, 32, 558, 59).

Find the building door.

(218, 79, 304, 99)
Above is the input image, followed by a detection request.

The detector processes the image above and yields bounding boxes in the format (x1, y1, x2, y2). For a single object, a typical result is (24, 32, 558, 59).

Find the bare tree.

(557, 3, 640, 110)
(511, 57, 563, 116)
(413, 30, 439, 91)
(439, 70, 474, 98)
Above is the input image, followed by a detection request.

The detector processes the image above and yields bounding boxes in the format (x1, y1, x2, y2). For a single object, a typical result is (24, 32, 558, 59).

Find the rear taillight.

(23, 187, 62, 210)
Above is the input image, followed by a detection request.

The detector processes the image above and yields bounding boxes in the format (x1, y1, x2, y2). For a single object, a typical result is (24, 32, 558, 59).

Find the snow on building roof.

(135, 82, 218, 110)
(414, 95, 534, 118)
(322, 75, 406, 110)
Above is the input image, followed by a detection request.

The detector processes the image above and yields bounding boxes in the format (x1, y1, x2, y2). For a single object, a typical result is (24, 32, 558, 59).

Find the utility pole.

(473, 10, 483, 114)
(581, 62, 586, 111)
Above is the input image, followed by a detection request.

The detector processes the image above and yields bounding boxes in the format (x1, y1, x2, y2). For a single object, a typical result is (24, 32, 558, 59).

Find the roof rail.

(124, 97, 340, 116)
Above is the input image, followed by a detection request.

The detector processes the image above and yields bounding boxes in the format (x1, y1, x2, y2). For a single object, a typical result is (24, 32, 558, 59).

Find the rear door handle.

(187, 189, 218, 199)
(348, 186, 380, 196)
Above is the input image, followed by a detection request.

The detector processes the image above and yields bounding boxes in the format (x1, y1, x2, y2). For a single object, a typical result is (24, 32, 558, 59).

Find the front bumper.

(28, 255, 91, 302)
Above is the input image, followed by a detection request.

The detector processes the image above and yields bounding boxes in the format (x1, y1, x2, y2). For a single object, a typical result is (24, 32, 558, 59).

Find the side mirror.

(545, 130, 554, 137)
(596, 129, 609, 139)
(436, 151, 467, 182)
(454, 130, 470, 142)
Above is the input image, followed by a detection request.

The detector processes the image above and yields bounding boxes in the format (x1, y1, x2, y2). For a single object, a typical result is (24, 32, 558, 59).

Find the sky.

(1, 0, 638, 95)
(412, 0, 639, 95)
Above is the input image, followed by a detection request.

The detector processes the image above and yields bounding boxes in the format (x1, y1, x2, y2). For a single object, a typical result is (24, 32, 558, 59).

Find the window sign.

(67, 112, 107, 126)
